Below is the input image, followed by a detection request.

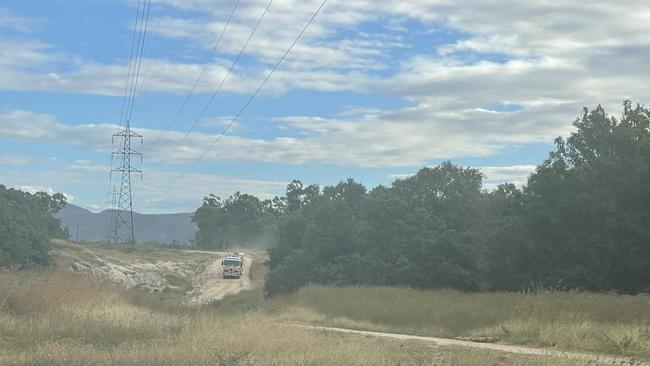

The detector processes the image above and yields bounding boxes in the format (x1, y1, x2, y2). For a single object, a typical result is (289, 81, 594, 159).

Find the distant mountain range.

(56, 204, 197, 244)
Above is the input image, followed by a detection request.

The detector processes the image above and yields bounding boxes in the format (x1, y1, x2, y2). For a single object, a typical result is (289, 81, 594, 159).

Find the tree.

(285, 180, 320, 213)
(192, 192, 266, 249)
(0, 185, 67, 268)
(192, 195, 227, 249)
(524, 102, 650, 292)
(265, 166, 484, 295)
(480, 184, 535, 290)
(392, 162, 484, 229)
(322, 178, 367, 210)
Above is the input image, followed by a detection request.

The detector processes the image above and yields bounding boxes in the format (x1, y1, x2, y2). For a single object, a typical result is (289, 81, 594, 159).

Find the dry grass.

(0, 270, 611, 366)
(0, 270, 113, 316)
(442, 347, 612, 366)
(268, 286, 650, 360)
(0, 270, 430, 365)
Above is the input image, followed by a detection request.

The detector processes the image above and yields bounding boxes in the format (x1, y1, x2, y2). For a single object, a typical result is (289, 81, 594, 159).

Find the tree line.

(194, 102, 649, 295)
(0, 185, 67, 267)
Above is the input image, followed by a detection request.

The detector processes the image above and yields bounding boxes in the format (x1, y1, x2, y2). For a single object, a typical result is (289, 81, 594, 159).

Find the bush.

(0, 185, 67, 268)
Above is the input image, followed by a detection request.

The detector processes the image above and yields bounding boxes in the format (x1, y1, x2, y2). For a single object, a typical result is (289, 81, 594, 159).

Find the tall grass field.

(270, 286, 650, 360)
(0, 270, 623, 366)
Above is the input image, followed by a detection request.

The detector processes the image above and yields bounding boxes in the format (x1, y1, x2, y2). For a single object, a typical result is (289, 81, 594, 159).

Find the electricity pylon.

(105, 188, 118, 242)
(110, 121, 142, 244)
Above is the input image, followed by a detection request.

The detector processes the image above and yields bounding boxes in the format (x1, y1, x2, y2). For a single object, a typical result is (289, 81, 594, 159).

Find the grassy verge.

(267, 286, 650, 360)
(0, 269, 610, 366)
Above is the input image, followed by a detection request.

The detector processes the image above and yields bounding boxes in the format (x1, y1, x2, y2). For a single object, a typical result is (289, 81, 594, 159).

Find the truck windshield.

(224, 259, 240, 267)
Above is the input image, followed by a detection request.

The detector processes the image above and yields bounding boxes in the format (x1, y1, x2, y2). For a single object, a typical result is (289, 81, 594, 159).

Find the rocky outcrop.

(69, 256, 195, 292)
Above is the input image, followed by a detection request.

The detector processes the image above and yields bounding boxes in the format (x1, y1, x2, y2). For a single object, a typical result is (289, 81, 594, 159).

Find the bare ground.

(185, 254, 253, 305)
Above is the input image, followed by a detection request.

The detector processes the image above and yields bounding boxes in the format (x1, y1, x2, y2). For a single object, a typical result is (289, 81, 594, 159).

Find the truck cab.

(222, 255, 243, 279)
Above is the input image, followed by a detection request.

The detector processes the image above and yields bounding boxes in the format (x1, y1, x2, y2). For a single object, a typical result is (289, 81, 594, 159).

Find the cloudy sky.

(0, 0, 647, 213)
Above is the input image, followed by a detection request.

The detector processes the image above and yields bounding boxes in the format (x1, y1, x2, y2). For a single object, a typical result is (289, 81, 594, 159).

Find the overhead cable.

(160, 0, 273, 161)
(152, 0, 241, 145)
(162, 0, 328, 187)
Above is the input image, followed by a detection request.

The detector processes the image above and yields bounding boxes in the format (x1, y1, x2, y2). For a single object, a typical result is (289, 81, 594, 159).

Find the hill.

(56, 204, 197, 244)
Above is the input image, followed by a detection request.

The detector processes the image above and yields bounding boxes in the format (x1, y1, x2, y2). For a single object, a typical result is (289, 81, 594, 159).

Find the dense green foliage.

(192, 180, 322, 250)
(520, 102, 650, 292)
(0, 185, 67, 267)
(192, 192, 272, 249)
(193, 103, 650, 295)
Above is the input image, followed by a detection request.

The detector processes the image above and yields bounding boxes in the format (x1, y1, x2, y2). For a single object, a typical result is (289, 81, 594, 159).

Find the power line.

(140, 0, 168, 90)
(162, 0, 328, 187)
(125, 0, 153, 125)
(152, 0, 241, 145)
(160, 0, 273, 162)
(118, 0, 144, 127)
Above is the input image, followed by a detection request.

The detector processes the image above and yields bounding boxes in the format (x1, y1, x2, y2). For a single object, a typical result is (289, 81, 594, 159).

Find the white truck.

(222, 253, 244, 279)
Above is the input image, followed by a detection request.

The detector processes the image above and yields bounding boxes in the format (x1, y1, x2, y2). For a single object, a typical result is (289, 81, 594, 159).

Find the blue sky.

(1, 0, 648, 213)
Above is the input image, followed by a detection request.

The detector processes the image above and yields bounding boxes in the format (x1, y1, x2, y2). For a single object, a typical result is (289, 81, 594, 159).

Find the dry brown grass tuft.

(0, 270, 113, 316)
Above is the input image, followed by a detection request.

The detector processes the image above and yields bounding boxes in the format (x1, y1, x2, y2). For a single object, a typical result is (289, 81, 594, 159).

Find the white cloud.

(389, 164, 537, 191)
(84, 203, 102, 213)
(0, 110, 115, 151)
(0, 1, 391, 96)
(132, 168, 287, 212)
(0, 154, 58, 166)
(0, 7, 32, 32)
(1, 0, 650, 104)
(3, 164, 286, 213)
(480, 165, 537, 190)
(0, 57, 251, 96)
(0, 38, 57, 67)
(69, 160, 110, 173)
(0, 102, 577, 169)
(0, 154, 37, 165)
(200, 116, 237, 129)
(479, 165, 537, 181)
(18, 185, 75, 202)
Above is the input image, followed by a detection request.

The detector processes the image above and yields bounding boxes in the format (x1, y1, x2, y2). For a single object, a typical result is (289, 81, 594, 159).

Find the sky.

(1, 0, 649, 213)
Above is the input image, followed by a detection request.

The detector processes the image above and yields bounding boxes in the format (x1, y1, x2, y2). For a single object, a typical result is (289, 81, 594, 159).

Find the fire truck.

(222, 253, 244, 279)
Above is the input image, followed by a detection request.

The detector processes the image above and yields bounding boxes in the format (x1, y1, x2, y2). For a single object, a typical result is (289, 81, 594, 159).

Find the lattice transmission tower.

(109, 0, 151, 244)
(105, 188, 118, 242)
(110, 122, 142, 244)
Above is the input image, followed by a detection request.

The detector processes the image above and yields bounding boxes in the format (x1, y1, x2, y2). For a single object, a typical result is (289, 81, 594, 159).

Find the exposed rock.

(69, 259, 181, 291)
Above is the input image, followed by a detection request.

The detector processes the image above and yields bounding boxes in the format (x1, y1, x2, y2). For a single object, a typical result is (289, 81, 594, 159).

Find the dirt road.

(56, 242, 254, 304)
(186, 253, 253, 305)
(302, 326, 648, 366)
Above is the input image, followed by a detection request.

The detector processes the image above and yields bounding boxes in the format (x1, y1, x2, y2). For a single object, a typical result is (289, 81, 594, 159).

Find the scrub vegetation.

(0, 270, 617, 366)
(0, 186, 67, 267)
(270, 286, 650, 360)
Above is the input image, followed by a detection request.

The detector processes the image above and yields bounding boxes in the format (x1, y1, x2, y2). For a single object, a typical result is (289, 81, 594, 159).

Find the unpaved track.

(56, 242, 253, 305)
(186, 254, 253, 304)
(302, 326, 648, 366)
